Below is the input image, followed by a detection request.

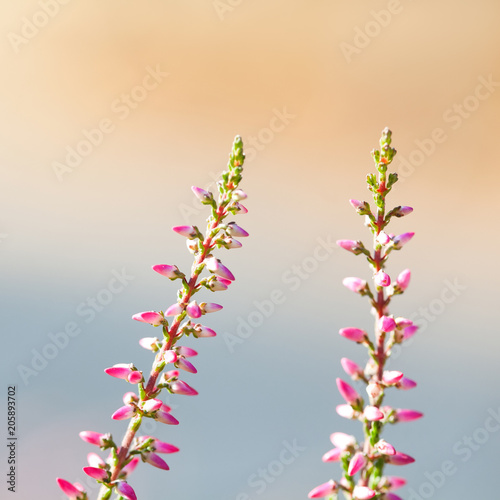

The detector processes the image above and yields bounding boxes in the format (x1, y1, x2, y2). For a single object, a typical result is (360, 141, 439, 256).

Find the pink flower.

(378, 315, 397, 333)
(382, 371, 404, 385)
(375, 439, 396, 456)
(364, 405, 384, 421)
(79, 431, 107, 447)
(349, 199, 364, 210)
(139, 337, 160, 351)
(336, 378, 362, 406)
(114, 481, 137, 500)
(175, 345, 198, 357)
(175, 357, 197, 374)
(169, 380, 198, 396)
(308, 480, 338, 498)
(204, 256, 235, 281)
(152, 264, 182, 279)
(322, 448, 343, 462)
(330, 432, 356, 450)
(394, 409, 424, 422)
(209, 276, 232, 290)
(396, 269, 411, 290)
(385, 493, 403, 500)
(348, 451, 366, 476)
(394, 206, 413, 217)
(342, 277, 367, 294)
(226, 222, 249, 237)
(340, 357, 364, 379)
(233, 202, 248, 214)
(232, 189, 247, 201)
(396, 377, 417, 390)
(86, 452, 105, 468)
(200, 302, 223, 314)
(132, 311, 164, 326)
(141, 399, 163, 413)
(337, 239, 362, 254)
(139, 436, 180, 454)
(111, 405, 136, 421)
(155, 407, 179, 425)
(193, 324, 217, 338)
(366, 383, 382, 400)
(386, 476, 406, 489)
(388, 452, 415, 465)
(104, 364, 142, 384)
(56, 478, 86, 499)
(172, 225, 198, 239)
(403, 325, 418, 340)
(376, 231, 391, 245)
(374, 270, 391, 287)
(191, 186, 213, 203)
(353, 486, 376, 499)
(336, 404, 355, 419)
(143, 452, 169, 470)
(393, 232, 414, 249)
(83, 466, 108, 481)
(165, 303, 184, 317)
(186, 300, 202, 319)
(339, 327, 367, 343)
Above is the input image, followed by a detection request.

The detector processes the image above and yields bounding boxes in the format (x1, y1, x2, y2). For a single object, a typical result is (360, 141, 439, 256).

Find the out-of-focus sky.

(1, 1, 499, 499)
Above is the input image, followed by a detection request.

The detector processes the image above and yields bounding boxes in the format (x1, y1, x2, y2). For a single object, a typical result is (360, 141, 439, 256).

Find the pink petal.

(152, 264, 181, 279)
(105, 364, 132, 380)
(395, 409, 424, 422)
(56, 478, 85, 499)
(374, 270, 391, 287)
(115, 481, 137, 500)
(83, 466, 108, 481)
(342, 277, 367, 293)
(193, 324, 217, 338)
(143, 451, 169, 470)
(170, 380, 198, 396)
(141, 399, 163, 413)
(172, 225, 197, 238)
(165, 303, 184, 316)
(308, 480, 338, 498)
(348, 452, 366, 476)
(322, 447, 342, 462)
(132, 311, 164, 326)
(364, 405, 384, 421)
(353, 485, 376, 499)
(336, 378, 361, 405)
(139, 337, 160, 351)
(336, 404, 355, 419)
(388, 452, 415, 465)
(339, 327, 367, 343)
(201, 302, 223, 313)
(186, 301, 202, 319)
(396, 269, 411, 290)
(79, 431, 106, 447)
(382, 371, 404, 385)
(378, 315, 397, 333)
(87, 452, 106, 468)
(396, 377, 417, 390)
(111, 405, 136, 420)
(175, 346, 198, 357)
(121, 457, 140, 477)
(155, 409, 179, 425)
(226, 222, 249, 237)
(175, 357, 197, 374)
(330, 432, 356, 450)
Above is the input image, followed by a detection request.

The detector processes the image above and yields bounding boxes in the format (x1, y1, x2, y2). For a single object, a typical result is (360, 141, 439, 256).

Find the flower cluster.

(309, 129, 422, 500)
(57, 136, 248, 500)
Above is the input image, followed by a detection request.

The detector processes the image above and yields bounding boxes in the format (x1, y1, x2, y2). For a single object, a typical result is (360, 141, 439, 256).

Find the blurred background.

(1, 1, 499, 499)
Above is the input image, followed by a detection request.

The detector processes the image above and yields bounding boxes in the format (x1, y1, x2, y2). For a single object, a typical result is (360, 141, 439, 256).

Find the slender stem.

(105, 201, 229, 487)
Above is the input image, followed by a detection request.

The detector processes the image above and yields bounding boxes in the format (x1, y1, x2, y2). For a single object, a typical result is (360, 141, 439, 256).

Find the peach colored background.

(1, 1, 499, 499)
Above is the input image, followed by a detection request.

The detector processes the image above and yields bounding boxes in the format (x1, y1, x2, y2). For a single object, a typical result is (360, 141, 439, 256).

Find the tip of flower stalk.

(308, 480, 338, 498)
